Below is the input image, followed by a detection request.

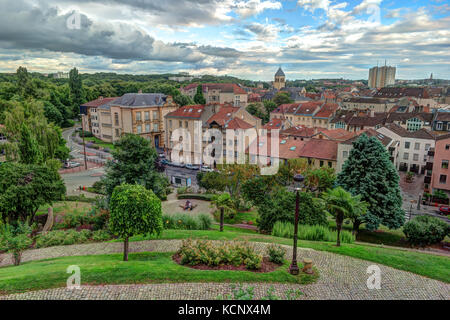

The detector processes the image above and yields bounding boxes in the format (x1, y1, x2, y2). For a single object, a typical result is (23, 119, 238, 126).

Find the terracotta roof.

(299, 139, 338, 161)
(225, 118, 254, 129)
(272, 103, 301, 114)
(296, 101, 323, 115)
(380, 123, 435, 140)
(166, 105, 205, 119)
(181, 83, 198, 91)
(436, 133, 450, 141)
(374, 87, 430, 99)
(342, 129, 392, 146)
(314, 102, 339, 118)
(347, 112, 387, 127)
(206, 107, 240, 126)
(281, 126, 316, 137)
(435, 112, 450, 122)
(263, 118, 284, 131)
(344, 97, 387, 104)
(81, 97, 118, 108)
(202, 83, 247, 95)
(315, 129, 357, 141)
(385, 112, 433, 124)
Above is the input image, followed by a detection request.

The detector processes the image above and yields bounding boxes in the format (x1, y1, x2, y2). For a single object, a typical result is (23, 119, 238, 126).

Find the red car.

(438, 205, 450, 215)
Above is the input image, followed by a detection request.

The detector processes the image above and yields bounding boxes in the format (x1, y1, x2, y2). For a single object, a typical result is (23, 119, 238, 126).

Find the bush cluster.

(162, 213, 212, 230)
(272, 221, 355, 244)
(177, 239, 262, 270)
(403, 215, 449, 246)
(54, 207, 109, 231)
(177, 194, 214, 201)
(266, 244, 285, 264)
(35, 229, 112, 248)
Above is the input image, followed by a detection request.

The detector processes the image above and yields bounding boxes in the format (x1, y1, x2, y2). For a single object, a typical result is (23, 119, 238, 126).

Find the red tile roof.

(225, 118, 254, 129)
(299, 139, 338, 161)
(81, 97, 118, 107)
(314, 102, 339, 118)
(314, 129, 357, 141)
(202, 83, 247, 95)
(166, 105, 205, 119)
(262, 118, 284, 131)
(206, 106, 240, 126)
(272, 103, 301, 114)
(281, 126, 316, 137)
(296, 101, 323, 115)
(181, 83, 198, 91)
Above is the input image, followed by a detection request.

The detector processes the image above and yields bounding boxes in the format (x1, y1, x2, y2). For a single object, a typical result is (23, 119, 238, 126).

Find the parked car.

(201, 165, 214, 172)
(185, 164, 200, 170)
(438, 205, 450, 215)
(75, 127, 82, 132)
(64, 161, 81, 169)
(161, 159, 169, 165)
(171, 162, 185, 168)
(158, 153, 165, 159)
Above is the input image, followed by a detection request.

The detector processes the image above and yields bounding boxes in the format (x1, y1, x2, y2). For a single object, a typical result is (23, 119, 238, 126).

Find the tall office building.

(368, 62, 396, 88)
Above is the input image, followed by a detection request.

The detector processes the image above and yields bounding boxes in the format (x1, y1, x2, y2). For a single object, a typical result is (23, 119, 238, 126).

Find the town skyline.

(0, 0, 448, 80)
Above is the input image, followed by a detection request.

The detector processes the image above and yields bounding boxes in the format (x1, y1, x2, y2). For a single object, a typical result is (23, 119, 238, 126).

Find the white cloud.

(235, 0, 282, 18)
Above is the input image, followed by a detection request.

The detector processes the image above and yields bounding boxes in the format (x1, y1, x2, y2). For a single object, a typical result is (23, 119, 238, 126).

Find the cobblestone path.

(0, 240, 449, 300)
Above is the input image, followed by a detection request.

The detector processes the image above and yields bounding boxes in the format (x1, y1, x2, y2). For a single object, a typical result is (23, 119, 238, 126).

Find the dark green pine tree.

(338, 134, 404, 232)
(69, 67, 83, 115)
(193, 85, 206, 104)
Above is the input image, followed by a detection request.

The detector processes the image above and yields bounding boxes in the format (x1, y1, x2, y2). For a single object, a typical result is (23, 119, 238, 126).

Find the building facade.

(368, 65, 396, 88)
(273, 67, 286, 90)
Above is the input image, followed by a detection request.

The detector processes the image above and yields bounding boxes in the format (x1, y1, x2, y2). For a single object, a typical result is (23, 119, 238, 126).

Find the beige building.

(341, 97, 395, 113)
(180, 83, 248, 107)
(92, 93, 178, 148)
(273, 67, 286, 90)
(368, 64, 396, 88)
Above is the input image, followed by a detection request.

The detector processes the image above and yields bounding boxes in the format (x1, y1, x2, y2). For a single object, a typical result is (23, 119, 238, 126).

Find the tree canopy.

(338, 134, 404, 231)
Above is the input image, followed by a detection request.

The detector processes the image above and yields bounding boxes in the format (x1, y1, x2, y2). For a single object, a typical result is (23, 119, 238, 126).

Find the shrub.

(271, 221, 355, 243)
(0, 222, 33, 265)
(36, 229, 93, 248)
(266, 244, 285, 264)
(177, 239, 263, 270)
(161, 213, 212, 230)
(403, 215, 449, 246)
(92, 229, 112, 241)
(177, 186, 193, 195)
(177, 194, 214, 201)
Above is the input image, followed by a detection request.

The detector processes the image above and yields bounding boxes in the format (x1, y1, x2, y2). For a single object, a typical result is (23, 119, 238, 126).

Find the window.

(320, 160, 324, 167)
(154, 123, 159, 132)
(153, 111, 158, 120)
(440, 174, 447, 184)
(328, 162, 332, 168)
(137, 125, 142, 134)
(169, 120, 172, 128)
(414, 142, 420, 150)
(437, 122, 443, 130)
(136, 112, 141, 121)
(114, 113, 119, 126)
(343, 151, 348, 158)
(145, 124, 150, 133)
(403, 152, 409, 160)
(145, 111, 150, 121)
(185, 121, 188, 128)
(442, 160, 449, 169)
(446, 144, 450, 150)
(115, 129, 119, 137)
(425, 144, 431, 150)
(413, 154, 419, 161)
(179, 121, 182, 127)
(404, 141, 410, 149)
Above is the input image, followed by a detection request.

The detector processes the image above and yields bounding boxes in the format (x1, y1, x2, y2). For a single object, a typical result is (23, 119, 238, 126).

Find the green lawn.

(216, 210, 258, 225)
(120, 227, 450, 283)
(0, 252, 318, 295)
(84, 136, 115, 151)
(36, 201, 92, 217)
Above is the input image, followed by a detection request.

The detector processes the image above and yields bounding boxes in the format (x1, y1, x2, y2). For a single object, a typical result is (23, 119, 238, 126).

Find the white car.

(201, 165, 214, 172)
(185, 164, 200, 170)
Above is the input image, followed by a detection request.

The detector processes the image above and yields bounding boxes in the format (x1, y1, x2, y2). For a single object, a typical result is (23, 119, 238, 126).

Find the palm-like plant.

(322, 187, 360, 246)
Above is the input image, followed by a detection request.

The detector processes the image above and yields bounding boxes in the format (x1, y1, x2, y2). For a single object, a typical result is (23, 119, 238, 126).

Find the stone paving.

(0, 240, 449, 300)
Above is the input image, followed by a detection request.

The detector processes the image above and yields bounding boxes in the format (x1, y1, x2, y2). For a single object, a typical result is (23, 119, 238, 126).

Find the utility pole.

(80, 114, 88, 170)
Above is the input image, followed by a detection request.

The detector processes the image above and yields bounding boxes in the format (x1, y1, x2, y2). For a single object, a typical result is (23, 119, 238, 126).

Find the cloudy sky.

(0, 0, 449, 80)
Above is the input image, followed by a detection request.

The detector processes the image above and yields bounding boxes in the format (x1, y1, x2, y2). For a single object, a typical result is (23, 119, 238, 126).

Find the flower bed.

(175, 239, 285, 272)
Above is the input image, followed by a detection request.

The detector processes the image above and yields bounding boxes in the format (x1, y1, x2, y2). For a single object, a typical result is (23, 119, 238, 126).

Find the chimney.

(99, 96, 104, 100)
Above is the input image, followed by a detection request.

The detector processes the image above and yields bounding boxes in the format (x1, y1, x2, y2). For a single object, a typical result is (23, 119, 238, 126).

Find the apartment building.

(80, 96, 118, 134)
(270, 101, 339, 129)
(424, 133, 450, 194)
(164, 104, 218, 164)
(376, 123, 435, 173)
(374, 87, 437, 108)
(368, 65, 396, 89)
(94, 93, 178, 148)
(180, 83, 248, 107)
(247, 136, 339, 170)
(341, 97, 394, 112)
(330, 110, 387, 132)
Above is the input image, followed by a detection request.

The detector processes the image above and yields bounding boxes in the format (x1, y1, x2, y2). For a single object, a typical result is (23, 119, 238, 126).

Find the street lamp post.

(289, 174, 305, 275)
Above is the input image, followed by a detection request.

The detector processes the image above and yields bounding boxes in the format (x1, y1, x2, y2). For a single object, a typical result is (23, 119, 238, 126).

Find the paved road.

(0, 240, 448, 300)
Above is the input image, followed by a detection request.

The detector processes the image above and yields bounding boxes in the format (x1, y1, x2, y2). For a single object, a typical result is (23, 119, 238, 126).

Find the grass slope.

(0, 252, 318, 295)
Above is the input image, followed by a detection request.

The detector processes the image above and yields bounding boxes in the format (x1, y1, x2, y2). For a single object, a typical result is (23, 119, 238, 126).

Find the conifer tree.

(338, 134, 404, 232)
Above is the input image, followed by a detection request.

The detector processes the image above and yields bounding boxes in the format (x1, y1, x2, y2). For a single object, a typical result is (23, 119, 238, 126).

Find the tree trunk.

(336, 214, 343, 247)
(123, 237, 129, 261)
(13, 251, 22, 266)
(352, 220, 361, 236)
(220, 207, 224, 232)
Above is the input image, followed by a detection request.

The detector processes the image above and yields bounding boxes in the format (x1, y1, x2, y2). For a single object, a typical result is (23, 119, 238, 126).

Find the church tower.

(273, 67, 286, 90)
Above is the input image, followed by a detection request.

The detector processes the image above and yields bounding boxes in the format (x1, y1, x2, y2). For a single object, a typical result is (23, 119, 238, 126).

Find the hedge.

(177, 194, 214, 201)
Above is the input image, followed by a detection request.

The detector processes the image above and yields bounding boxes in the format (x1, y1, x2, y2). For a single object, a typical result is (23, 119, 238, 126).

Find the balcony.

(427, 149, 435, 156)
(425, 162, 433, 170)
